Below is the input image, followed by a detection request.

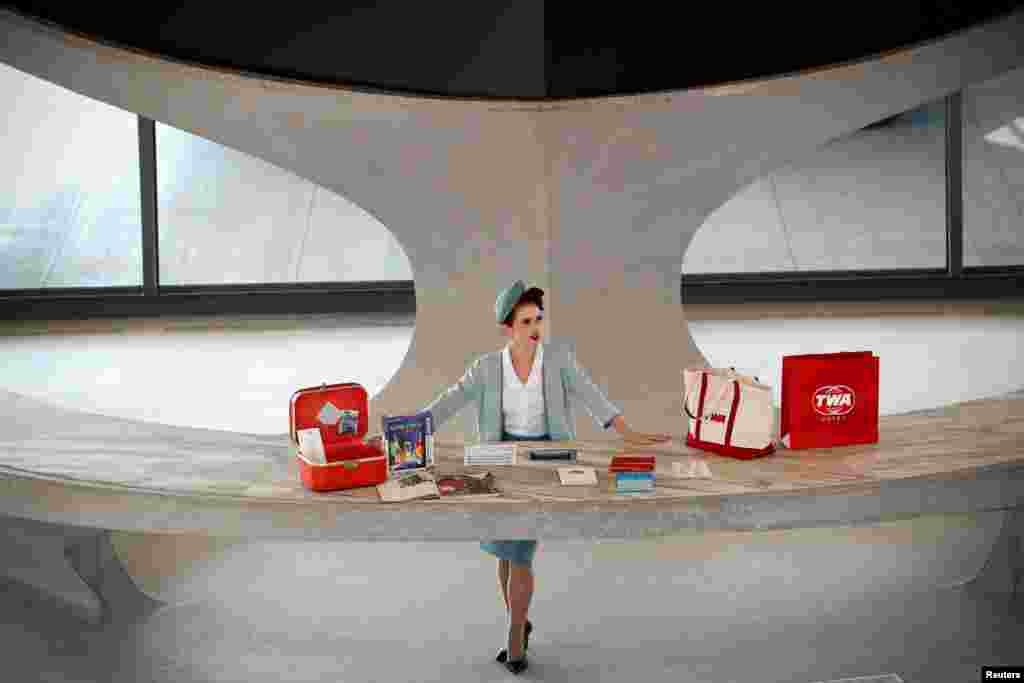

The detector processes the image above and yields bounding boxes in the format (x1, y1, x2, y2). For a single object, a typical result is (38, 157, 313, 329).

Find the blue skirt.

(479, 432, 549, 568)
(480, 540, 538, 567)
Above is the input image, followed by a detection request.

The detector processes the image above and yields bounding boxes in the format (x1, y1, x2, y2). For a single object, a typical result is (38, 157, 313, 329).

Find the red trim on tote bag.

(723, 380, 740, 446)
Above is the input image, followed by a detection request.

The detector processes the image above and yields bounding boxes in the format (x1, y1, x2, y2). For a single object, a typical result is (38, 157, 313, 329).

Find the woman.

(420, 279, 672, 674)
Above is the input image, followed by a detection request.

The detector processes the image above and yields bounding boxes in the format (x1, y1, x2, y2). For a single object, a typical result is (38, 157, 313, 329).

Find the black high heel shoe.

(504, 656, 528, 675)
(495, 620, 532, 664)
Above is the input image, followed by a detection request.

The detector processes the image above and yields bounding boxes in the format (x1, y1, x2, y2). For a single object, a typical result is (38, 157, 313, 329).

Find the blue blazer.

(423, 337, 622, 443)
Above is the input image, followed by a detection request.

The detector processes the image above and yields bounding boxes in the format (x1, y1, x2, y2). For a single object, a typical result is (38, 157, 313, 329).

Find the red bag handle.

(683, 369, 740, 422)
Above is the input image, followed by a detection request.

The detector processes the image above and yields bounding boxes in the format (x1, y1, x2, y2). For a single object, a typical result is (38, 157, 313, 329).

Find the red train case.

(289, 382, 387, 492)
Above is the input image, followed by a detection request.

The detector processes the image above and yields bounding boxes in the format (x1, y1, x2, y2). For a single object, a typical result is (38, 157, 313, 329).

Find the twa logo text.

(813, 385, 856, 416)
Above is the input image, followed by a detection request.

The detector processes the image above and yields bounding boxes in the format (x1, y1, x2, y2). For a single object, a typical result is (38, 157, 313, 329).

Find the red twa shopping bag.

(780, 352, 879, 450)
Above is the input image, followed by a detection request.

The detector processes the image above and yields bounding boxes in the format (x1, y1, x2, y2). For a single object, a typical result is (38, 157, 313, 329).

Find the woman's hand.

(610, 415, 673, 446)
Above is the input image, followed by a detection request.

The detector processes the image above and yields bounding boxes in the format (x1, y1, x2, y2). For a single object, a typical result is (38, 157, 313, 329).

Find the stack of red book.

(608, 454, 656, 495)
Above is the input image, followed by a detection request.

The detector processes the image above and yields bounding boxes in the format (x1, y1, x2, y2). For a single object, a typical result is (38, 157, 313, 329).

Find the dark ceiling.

(4, 2, 1024, 99)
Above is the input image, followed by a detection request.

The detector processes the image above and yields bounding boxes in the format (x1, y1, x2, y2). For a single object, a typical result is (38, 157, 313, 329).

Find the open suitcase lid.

(289, 382, 369, 447)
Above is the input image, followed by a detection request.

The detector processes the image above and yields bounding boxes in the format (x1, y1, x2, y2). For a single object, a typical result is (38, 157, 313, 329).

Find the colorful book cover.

(617, 482, 655, 491)
(613, 471, 655, 493)
(383, 411, 434, 474)
(614, 471, 656, 480)
(616, 477, 655, 486)
(613, 475, 654, 490)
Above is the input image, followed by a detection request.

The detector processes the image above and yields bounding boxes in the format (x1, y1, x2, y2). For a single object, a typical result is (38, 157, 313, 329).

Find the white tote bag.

(682, 367, 776, 459)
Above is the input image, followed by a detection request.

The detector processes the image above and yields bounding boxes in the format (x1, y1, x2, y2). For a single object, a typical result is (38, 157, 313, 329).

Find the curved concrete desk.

(2, 388, 1022, 623)
(2, 388, 1023, 534)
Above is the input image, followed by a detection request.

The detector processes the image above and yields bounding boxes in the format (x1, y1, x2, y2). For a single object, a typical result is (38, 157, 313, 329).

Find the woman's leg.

(505, 562, 534, 660)
(497, 558, 511, 611)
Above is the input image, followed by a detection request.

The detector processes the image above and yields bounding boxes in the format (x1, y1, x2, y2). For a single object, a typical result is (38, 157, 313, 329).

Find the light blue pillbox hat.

(495, 280, 527, 323)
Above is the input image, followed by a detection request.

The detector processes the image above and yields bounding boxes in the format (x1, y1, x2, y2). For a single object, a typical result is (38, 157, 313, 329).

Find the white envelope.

(672, 457, 713, 479)
(557, 466, 597, 486)
(297, 428, 327, 464)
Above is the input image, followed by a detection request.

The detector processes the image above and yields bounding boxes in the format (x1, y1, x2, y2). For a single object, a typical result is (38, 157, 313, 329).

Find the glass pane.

(155, 124, 412, 285)
(0, 63, 142, 289)
(683, 99, 947, 275)
(962, 65, 1024, 268)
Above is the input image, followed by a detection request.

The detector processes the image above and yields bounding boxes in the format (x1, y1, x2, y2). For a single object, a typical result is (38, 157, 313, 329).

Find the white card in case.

(297, 427, 327, 464)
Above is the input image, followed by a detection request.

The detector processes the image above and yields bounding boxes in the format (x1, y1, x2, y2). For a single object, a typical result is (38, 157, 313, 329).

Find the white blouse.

(502, 342, 547, 437)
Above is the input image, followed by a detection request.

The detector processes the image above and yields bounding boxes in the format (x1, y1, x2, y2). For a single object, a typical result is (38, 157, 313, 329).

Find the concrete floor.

(1, 313, 1022, 682)
(0, 539, 1020, 683)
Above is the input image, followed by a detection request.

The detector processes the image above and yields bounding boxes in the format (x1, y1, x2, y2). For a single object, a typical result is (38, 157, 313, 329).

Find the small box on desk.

(608, 454, 656, 494)
(464, 443, 518, 466)
(528, 447, 577, 462)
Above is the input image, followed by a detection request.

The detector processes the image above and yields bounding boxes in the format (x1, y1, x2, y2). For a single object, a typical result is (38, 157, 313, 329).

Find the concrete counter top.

(2, 389, 1023, 541)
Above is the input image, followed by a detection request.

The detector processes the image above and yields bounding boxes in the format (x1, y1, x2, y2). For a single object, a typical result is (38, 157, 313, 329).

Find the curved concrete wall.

(686, 69, 1024, 274)
(1, 10, 1023, 444)
(110, 510, 1010, 605)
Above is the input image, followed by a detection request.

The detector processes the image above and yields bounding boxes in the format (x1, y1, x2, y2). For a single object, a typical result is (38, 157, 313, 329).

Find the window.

(0, 63, 141, 289)
(962, 65, 1024, 268)
(683, 99, 948, 275)
(1, 54, 1018, 317)
(155, 123, 411, 286)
